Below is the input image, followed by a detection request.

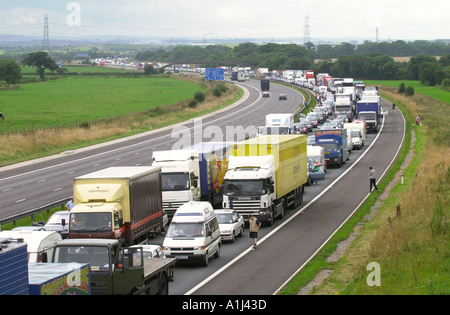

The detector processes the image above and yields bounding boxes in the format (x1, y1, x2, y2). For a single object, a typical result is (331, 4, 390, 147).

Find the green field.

(0, 76, 204, 132)
(364, 80, 450, 104)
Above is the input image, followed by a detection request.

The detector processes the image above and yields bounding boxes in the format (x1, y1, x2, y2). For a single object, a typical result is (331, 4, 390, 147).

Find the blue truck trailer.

(357, 96, 381, 133)
(315, 129, 348, 168)
(187, 142, 233, 207)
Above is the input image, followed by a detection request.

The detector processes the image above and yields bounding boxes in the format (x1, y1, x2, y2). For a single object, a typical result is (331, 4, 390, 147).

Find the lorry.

(51, 238, 176, 295)
(357, 95, 381, 133)
(230, 71, 238, 81)
(315, 129, 348, 168)
(334, 92, 354, 121)
(68, 166, 164, 246)
(222, 135, 307, 225)
(260, 79, 270, 91)
(265, 113, 295, 135)
(152, 150, 200, 218)
(237, 71, 246, 82)
(152, 143, 232, 217)
(344, 122, 366, 149)
(187, 142, 233, 207)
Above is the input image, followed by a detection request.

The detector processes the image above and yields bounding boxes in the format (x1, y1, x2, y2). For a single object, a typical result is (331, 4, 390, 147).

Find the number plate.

(175, 255, 188, 260)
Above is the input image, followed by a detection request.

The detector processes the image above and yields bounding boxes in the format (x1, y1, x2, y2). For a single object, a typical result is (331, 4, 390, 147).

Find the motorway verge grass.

(281, 83, 450, 295)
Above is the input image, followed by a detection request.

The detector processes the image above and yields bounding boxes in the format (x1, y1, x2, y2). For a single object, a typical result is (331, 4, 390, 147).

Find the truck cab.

(265, 113, 294, 135)
(52, 239, 144, 295)
(315, 129, 348, 168)
(152, 150, 200, 218)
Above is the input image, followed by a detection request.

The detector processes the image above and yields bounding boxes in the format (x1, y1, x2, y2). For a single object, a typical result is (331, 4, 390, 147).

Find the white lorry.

(152, 150, 200, 219)
(265, 113, 295, 135)
(344, 122, 366, 149)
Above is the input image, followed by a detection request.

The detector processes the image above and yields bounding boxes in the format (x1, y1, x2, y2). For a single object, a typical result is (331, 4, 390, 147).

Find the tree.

(0, 59, 22, 88)
(22, 51, 60, 80)
(419, 62, 440, 86)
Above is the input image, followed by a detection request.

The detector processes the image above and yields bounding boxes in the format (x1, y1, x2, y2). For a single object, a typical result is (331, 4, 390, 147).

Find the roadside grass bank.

(0, 74, 242, 167)
(281, 85, 450, 295)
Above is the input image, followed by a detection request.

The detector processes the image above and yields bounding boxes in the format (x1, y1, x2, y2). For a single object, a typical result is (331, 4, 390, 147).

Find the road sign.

(205, 68, 224, 81)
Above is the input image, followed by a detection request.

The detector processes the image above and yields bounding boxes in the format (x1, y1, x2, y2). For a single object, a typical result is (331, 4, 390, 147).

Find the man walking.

(369, 166, 379, 193)
(249, 214, 261, 250)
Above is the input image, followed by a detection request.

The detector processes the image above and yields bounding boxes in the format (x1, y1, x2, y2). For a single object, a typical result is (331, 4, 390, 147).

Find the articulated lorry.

(315, 129, 348, 168)
(152, 143, 232, 218)
(152, 150, 200, 218)
(265, 113, 295, 135)
(188, 142, 233, 207)
(334, 92, 354, 121)
(51, 238, 176, 295)
(68, 166, 164, 246)
(357, 95, 381, 133)
(260, 79, 270, 91)
(222, 135, 307, 225)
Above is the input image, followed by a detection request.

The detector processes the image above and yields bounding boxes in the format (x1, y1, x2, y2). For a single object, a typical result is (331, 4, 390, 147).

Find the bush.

(194, 91, 205, 103)
(188, 99, 197, 108)
(405, 86, 415, 96)
(442, 78, 450, 88)
(398, 82, 406, 93)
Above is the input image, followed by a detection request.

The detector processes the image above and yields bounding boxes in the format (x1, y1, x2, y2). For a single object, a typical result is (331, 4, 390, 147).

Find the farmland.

(0, 75, 204, 132)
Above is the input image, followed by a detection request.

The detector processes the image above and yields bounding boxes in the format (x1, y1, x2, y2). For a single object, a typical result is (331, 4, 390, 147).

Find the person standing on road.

(249, 214, 261, 250)
(369, 167, 379, 193)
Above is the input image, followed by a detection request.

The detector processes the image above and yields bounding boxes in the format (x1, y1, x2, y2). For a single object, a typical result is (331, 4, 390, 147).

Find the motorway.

(0, 78, 405, 295)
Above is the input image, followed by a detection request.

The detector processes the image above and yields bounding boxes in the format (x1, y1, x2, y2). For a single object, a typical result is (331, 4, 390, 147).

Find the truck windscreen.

(223, 179, 266, 196)
(54, 246, 110, 271)
(161, 173, 190, 191)
(70, 212, 112, 233)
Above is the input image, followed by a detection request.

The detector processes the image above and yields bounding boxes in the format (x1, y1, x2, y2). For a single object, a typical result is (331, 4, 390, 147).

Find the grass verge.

(280, 84, 450, 295)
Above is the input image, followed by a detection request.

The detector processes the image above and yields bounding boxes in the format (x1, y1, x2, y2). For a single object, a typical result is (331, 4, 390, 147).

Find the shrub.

(405, 86, 415, 96)
(188, 99, 197, 108)
(194, 91, 205, 103)
(398, 82, 406, 93)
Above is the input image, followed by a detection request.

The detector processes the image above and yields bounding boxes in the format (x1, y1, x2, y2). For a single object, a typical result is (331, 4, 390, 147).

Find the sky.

(0, 0, 449, 42)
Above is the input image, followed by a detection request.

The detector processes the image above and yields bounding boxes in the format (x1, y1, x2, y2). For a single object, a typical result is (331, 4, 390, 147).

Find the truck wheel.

(157, 273, 169, 295)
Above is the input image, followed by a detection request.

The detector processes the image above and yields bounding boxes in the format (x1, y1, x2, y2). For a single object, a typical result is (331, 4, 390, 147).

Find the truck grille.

(231, 200, 261, 209)
(163, 201, 187, 217)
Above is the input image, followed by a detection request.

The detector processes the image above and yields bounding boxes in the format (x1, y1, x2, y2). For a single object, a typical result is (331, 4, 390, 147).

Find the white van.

(0, 230, 62, 262)
(162, 201, 221, 266)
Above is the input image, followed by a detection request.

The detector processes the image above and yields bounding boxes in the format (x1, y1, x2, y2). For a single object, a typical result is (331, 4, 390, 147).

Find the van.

(0, 230, 62, 262)
(162, 201, 221, 266)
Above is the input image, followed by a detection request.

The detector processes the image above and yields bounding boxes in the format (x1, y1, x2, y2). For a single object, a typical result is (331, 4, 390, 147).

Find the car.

(336, 115, 348, 123)
(293, 123, 308, 134)
(322, 121, 340, 129)
(215, 209, 245, 243)
(262, 92, 270, 98)
(279, 93, 287, 100)
(322, 103, 334, 116)
(43, 210, 69, 238)
(307, 135, 316, 146)
(306, 113, 319, 128)
(300, 119, 313, 132)
(130, 244, 166, 258)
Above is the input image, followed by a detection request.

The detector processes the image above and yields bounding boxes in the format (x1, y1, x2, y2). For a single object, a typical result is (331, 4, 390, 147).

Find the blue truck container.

(0, 237, 29, 295)
(187, 142, 233, 207)
(357, 96, 381, 133)
(315, 129, 348, 168)
(28, 263, 90, 295)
